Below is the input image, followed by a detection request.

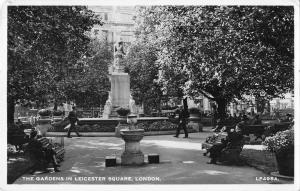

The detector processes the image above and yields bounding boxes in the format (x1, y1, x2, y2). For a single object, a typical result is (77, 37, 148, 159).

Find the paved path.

(14, 131, 289, 184)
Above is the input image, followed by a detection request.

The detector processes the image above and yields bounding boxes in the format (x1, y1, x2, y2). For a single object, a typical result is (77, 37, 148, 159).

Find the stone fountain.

(120, 114, 144, 165)
(103, 40, 144, 166)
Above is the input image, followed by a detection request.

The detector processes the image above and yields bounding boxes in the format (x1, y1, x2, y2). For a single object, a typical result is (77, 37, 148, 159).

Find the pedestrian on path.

(174, 105, 190, 138)
(67, 106, 81, 138)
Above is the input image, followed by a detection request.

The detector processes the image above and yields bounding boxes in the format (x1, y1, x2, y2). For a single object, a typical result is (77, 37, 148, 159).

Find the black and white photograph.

(0, 0, 299, 190)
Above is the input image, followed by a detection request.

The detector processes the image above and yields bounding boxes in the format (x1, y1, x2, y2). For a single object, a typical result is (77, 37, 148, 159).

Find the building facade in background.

(89, 6, 136, 44)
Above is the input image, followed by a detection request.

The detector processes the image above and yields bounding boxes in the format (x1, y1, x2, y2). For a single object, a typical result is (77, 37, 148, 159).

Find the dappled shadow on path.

(141, 140, 204, 151)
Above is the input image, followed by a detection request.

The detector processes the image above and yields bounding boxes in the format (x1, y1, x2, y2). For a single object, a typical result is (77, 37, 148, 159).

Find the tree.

(123, 40, 163, 114)
(62, 36, 112, 108)
(123, 7, 185, 114)
(135, 6, 294, 119)
(7, 6, 102, 124)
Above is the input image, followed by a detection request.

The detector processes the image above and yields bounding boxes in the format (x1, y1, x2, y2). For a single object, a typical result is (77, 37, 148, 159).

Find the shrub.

(38, 109, 52, 116)
(116, 107, 130, 116)
(52, 110, 63, 116)
(189, 107, 200, 114)
(148, 121, 177, 131)
(161, 105, 178, 110)
(263, 128, 294, 154)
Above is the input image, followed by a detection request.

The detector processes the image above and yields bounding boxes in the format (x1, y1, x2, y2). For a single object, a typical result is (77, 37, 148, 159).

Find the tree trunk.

(183, 97, 188, 110)
(54, 101, 58, 111)
(7, 96, 15, 126)
(215, 98, 227, 120)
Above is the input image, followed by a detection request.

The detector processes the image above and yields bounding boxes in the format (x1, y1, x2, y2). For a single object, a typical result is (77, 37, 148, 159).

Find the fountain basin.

(120, 129, 145, 165)
(120, 129, 144, 142)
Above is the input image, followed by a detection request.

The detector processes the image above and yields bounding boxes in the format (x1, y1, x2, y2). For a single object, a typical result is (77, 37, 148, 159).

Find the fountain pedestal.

(120, 129, 144, 165)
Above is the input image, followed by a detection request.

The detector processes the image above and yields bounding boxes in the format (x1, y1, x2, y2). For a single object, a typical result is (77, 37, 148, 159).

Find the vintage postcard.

(1, 0, 299, 191)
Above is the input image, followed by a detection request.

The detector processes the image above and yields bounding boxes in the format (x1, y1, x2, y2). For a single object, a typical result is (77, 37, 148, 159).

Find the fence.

(77, 107, 102, 118)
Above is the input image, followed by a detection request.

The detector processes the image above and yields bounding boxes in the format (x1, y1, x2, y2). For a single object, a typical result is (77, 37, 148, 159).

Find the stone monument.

(102, 92, 112, 119)
(103, 40, 131, 116)
(103, 39, 145, 166)
(129, 95, 137, 114)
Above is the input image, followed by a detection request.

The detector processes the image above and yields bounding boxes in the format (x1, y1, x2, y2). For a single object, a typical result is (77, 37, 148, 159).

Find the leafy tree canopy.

(133, 6, 294, 118)
(7, 6, 103, 122)
(63, 36, 112, 108)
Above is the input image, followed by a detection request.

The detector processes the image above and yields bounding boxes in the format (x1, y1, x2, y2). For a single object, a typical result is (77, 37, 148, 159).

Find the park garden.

(6, 5, 295, 184)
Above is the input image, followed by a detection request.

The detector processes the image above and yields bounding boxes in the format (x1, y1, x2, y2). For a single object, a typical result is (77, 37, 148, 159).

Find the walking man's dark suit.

(67, 107, 81, 138)
(174, 106, 190, 138)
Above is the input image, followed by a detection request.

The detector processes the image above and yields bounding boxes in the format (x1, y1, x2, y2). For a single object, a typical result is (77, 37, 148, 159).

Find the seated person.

(203, 131, 227, 156)
(236, 114, 250, 127)
(226, 126, 244, 146)
(27, 130, 60, 174)
(233, 113, 240, 124)
(280, 113, 293, 122)
(212, 119, 224, 132)
(15, 119, 24, 129)
(207, 126, 244, 164)
(251, 114, 262, 125)
(206, 138, 228, 164)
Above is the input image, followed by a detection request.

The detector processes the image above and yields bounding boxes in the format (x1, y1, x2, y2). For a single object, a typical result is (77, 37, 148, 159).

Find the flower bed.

(116, 107, 130, 117)
(263, 128, 294, 154)
(263, 128, 294, 176)
(48, 119, 196, 132)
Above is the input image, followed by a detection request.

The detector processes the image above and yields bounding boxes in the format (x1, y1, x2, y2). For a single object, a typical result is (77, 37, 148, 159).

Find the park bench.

(202, 132, 228, 150)
(38, 137, 65, 162)
(213, 120, 238, 132)
(218, 138, 245, 164)
(272, 122, 292, 133)
(238, 124, 267, 143)
(264, 122, 293, 137)
(202, 132, 245, 164)
(25, 137, 65, 170)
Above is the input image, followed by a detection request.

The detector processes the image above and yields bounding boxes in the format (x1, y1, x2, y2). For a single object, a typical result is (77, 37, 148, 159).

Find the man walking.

(174, 105, 190, 138)
(67, 106, 81, 138)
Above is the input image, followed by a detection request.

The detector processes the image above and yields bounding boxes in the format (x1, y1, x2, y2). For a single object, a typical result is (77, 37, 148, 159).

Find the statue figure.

(113, 41, 125, 72)
(129, 95, 137, 114)
(103, 92, 112, 119)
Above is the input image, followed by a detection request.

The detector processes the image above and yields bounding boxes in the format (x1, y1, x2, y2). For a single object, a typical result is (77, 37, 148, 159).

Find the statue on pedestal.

(103, 92, 112, 119)
(113, 41, 125, 73)
(129, 95, 137, 114)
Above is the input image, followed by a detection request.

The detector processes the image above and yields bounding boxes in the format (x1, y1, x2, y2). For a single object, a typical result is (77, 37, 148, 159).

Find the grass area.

(240, 146, 278, 174)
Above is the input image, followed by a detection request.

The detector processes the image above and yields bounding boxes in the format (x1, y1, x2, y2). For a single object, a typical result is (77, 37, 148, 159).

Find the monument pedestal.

(110, 72, 130, 107)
